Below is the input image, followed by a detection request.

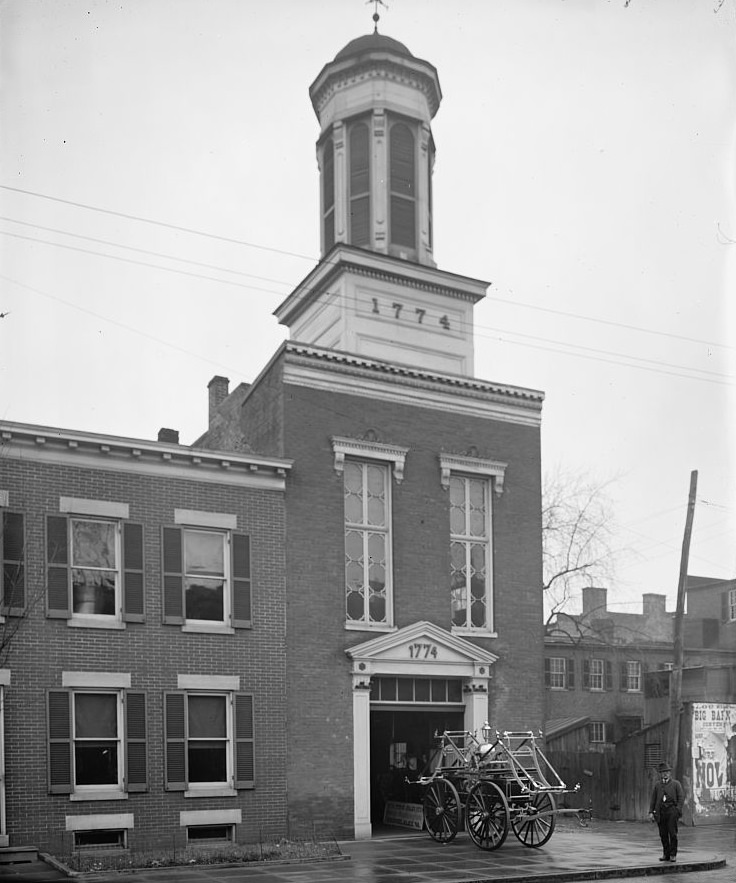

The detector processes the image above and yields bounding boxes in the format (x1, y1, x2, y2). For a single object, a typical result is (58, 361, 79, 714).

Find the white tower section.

(274, 30, 488, 378)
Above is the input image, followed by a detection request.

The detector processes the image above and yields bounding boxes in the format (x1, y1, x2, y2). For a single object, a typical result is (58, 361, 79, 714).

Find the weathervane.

(367, 0, 388, 33)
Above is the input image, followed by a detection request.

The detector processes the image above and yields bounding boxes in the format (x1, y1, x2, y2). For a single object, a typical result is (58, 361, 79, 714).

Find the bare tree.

(542, 466, 618, 625)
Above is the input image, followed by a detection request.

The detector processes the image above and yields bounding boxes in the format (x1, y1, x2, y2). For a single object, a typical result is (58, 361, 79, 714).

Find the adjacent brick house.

(544, 583, 736, 749)
(0, 422, 291, 852)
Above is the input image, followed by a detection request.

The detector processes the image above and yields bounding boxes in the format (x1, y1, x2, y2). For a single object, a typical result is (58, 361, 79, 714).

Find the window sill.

(344, 622, 396, 633)
(70, 790, 128, 802)
(68, 618, 126, 631)
(185, 788, 237, 799)
(451, 627, 498, 639)
(181, 624, 235, 635)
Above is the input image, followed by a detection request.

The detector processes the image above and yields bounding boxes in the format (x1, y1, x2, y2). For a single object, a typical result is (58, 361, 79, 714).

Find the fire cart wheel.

(511, 792, 556, 847)
(465, 780, 509, 850)
(423, 778, 461, 843)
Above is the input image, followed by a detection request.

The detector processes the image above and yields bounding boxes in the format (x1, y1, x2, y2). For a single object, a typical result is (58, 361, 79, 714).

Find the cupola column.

(333, 121, 348, 247)
(371, 109, 388, 252)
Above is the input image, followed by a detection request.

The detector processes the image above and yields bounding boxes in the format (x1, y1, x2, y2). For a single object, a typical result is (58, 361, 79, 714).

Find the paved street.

(4, 819, 731, 883)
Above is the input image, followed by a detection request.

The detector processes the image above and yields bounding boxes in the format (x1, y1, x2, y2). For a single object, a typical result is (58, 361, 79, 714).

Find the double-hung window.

(162, 511, 251, 632)
(344, 461, 391, 627)
(46, 500, 144, 626)
(725, 587, 736, 623)
(449, 474, 491, 631)
(441, 455, 506, 635)
(164, 690, 254, 793)
(583, 658, 612, 691)
(589, 721, 607, 744)
(545, 657, 575, 690)
(47, 681, 147, 796)
(333, 437, 407, 630)
(621, 660, 642, 692)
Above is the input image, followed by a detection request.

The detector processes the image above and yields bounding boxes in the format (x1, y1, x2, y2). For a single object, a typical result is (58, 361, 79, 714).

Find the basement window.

(73, 829, 127, 849)
(187, 825, 234, 844)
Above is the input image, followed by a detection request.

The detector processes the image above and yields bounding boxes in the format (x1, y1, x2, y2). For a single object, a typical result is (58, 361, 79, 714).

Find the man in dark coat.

(649, 761, 684, 862)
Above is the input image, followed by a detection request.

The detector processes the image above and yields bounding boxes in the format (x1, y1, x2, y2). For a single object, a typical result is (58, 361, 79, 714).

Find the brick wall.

(0, 455, 288, 850)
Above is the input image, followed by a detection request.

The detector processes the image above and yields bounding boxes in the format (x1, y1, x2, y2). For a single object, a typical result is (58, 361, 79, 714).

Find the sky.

(1, 0, 735, 616)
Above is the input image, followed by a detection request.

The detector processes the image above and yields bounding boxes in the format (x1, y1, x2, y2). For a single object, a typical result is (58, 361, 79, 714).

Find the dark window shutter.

(620, 662, 628, 692)
(2, 512, 25, 613)
(389, 123, 416, 249)
(48, 690, 72, 794)
(605, 660, 613, 691)
(162, 527, 184, 624)
(566, 658, 575, 690)
(125, 692, 147, 792)
(722, 592, 731, 623)
(322, 138, 335, 252)
(350, 196, 370, 247)
(234, 693, 255, 789)
(46, 516, 70, 619)
(544, 657, 551, 687)
(232, 533, 251, 629)
(390, 197, 416, 249)
(122, 523, 144, 622)
(583, 659, 590, 690)
(164, 692, 186, 790)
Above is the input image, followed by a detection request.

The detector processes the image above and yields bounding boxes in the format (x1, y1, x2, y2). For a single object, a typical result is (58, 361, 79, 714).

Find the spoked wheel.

(465, 780, 509, 850)
(423, 778, 461, 843)
(511, 792, 556, 847)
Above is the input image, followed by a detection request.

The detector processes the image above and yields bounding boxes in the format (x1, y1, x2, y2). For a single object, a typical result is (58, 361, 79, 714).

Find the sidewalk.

(12, 819, 735, 883)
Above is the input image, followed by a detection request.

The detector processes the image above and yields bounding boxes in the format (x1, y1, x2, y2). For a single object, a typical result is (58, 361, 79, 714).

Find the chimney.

(582, 586, 607, 617)
(643, 593, 666, 617)
(157, 428, 179, 444)
(208, 375, 230, 426)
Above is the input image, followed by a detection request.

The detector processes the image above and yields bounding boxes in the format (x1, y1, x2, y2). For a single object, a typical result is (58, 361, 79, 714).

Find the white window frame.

(449, 474, 492, 634)
(181, 528, 231, 629)
(342, 460, 393, 630)
(589, 658, 605, 691)
(72, 690, 124, 796)
(549, 657, 567, 690)
(69, 517, 122, 624)
(184, 692, 234, 794)
(625, 660, 642, 692)
(589, 721, 607, 743)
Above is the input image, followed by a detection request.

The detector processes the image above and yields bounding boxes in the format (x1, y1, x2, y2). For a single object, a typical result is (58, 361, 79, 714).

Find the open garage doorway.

(370, 709, 464, 824)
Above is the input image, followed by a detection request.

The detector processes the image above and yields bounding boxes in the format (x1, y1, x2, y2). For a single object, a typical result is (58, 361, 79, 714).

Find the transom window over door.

(450, 475, 491, 631)
(344, 461, 391, 627)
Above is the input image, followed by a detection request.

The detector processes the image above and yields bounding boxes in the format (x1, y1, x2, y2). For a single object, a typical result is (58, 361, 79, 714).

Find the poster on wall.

(691, 703, 736, 820)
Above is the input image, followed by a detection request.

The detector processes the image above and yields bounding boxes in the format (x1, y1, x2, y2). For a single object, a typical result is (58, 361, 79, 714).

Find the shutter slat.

(48, 691, 72, 794)
(162, 527, 184, 624)
(46, 517, 70, 619)
(164, 692, 186, 790)
(234, 693, 255, 789)
(2, 512, 25, 612)
(125, 692, 147, 791)
(123, 523, 144, 622)
(232, 533, 251, 628)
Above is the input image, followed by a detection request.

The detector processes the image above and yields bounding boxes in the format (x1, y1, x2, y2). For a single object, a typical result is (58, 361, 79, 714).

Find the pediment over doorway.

(346, 620, 497, 682)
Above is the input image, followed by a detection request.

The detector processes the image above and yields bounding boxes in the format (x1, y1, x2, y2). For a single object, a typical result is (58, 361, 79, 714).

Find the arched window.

(322, 137, 335, 252)
(349, 123, 370, 247)
(389, 123, 416, 250)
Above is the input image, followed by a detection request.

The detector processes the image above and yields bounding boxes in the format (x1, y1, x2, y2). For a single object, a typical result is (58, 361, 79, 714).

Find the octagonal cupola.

(309, 25, 442, 266)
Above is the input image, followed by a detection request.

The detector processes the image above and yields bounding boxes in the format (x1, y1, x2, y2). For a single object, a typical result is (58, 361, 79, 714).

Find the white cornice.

(282, 344, 543, 427)
(274, 245, 488, 328)
(0, 421, 292, 490)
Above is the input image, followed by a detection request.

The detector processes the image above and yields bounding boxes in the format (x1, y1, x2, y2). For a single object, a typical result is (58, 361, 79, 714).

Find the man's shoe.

(668, 857, 677, 862)
(659, 856, 669, 862)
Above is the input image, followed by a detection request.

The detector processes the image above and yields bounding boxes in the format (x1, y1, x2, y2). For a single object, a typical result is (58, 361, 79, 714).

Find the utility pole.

(668, 470, 698, 773)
